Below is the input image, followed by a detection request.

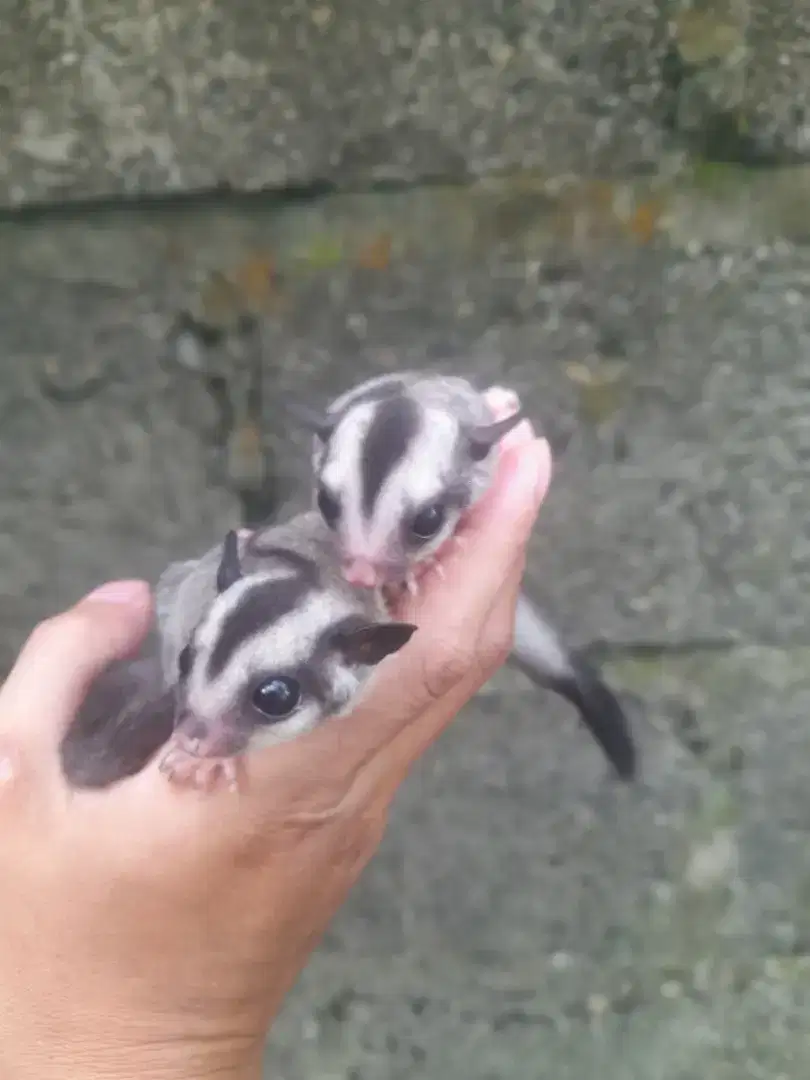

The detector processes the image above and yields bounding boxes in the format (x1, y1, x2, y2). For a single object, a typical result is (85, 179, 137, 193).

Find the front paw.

(159, 741, 242, 793)
(483, 385, 521, 419)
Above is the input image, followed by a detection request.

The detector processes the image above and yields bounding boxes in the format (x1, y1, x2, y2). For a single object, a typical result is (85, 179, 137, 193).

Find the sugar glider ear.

(464, 409, 525, 462)
(331, 622, 418, 667)
(284, 398, 337, 442)
(216, 529, 243, 593)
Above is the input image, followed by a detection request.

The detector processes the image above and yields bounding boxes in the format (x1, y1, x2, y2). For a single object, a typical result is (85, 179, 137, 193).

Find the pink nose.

(342, 557, 380, 588)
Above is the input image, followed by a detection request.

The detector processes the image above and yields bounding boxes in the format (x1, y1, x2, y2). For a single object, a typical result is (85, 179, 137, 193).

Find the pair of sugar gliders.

(60, 371, 637, 792)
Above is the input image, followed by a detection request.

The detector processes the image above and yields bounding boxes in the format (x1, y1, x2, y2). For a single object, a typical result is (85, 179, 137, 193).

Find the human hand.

(0, 423, 550, 1080)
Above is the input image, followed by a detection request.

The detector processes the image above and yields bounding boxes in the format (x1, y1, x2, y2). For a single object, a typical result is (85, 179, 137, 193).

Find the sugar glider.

(287, 371, 638, 781)
(60, 514, 416, 790)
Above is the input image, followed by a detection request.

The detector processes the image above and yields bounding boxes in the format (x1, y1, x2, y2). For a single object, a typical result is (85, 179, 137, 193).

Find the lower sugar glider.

(59, 513, 416, 791)
(286, 370, 638, 781)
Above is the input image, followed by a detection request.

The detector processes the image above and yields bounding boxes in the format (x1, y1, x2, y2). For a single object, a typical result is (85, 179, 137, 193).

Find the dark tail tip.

(553, 657, 638, 781)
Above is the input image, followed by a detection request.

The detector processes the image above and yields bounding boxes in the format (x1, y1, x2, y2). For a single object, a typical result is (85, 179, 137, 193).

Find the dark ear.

(284, 399, 336, 442)
(332, 622, 418, 666)
(216, 529, 243, 593)
(465, 409, 525, 462)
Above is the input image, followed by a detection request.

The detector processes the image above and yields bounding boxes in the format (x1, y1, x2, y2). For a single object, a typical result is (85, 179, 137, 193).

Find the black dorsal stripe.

(244, 540, 321, 586)
(335, 375, 406, 418)
(360, 393, 420, 519)
(207, 575, 311, 680)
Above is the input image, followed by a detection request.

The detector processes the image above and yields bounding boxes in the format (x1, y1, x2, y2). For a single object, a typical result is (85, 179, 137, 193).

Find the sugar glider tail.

(549, 654, 637, 781)
(510, 593, 638, 781)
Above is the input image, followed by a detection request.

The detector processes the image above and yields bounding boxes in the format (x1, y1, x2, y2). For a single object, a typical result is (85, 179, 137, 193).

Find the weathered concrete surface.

(669, 0, 810, 164)
(0, 0, 666, 206)
(2, 189, 810, 1077)
(3, 0, 809, 208)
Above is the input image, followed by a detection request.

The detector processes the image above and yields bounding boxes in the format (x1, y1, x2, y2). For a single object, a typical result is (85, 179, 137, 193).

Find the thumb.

(0, 581, 153, 742)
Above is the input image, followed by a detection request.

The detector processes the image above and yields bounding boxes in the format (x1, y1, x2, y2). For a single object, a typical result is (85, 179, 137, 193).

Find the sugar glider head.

(170, 531, 417, 760)
(288, 389, 524, 588)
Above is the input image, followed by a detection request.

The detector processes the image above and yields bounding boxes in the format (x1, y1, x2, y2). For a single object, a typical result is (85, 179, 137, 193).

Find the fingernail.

(84, 579, 147, 604)
(512, 439, 550, 503)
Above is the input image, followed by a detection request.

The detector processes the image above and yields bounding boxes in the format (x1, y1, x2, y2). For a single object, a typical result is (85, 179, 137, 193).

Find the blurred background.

(3, 1, 810, 1076)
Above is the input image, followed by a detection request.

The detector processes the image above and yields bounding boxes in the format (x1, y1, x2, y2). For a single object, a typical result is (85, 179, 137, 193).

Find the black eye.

(317, 485, 340, 528)
(177, 644, 193, 679)
(251, 676, 301, 721)
(409, 502, 446, 543)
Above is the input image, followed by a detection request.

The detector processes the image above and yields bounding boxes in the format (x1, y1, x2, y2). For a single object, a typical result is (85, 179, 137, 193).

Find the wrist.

(0, 1032, 264, 1080)
(3, 1055, 262, 1080)
(0, 981, 267, 1080)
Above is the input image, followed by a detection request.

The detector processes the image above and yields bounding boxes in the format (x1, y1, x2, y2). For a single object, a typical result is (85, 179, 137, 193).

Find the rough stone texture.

(0, 0, 671, 206)
(668, 0, 810, 165)
(3, 194, 810, 1076)
(742, 0, 810, 160)
(5, 0, 810, 207)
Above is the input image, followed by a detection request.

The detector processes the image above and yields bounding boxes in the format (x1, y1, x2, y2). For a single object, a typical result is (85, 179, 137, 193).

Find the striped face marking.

(316, 395, 473, 585)
(172, 560, 417, 762)
(360, 395, 421, 519)
(183, 572, 351, 743)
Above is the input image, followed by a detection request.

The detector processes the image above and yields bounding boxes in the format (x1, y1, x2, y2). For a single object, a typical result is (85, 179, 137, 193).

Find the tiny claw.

(405, 573, 419, 596)
(431, 562, 446, 581)
(220, 757, 241, 793)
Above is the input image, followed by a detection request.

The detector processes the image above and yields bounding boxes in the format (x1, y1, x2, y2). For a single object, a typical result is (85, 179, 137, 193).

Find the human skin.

(0, 423, 550, 1080)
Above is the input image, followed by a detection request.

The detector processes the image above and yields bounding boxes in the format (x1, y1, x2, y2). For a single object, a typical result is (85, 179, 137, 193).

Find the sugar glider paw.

(159, 742, 242, 793)
(483, 385, 521, 420)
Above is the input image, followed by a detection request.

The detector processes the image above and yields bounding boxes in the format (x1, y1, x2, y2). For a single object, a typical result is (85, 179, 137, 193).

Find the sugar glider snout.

(342, 556, 384, 588)
(172, 711, 245, 759)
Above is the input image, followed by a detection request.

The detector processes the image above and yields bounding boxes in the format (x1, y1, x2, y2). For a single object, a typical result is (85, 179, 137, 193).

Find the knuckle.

(274, 784, 388, 874)
(478, 620, 515, 675)
(329, 801, 387, 863)
(37, 607, 94, 644)
(425, 639, 478, 697)
(24, 612, 73, 653)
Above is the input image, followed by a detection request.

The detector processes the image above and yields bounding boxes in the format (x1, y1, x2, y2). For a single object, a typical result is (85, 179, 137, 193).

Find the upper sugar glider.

(287, 370, 638, 781)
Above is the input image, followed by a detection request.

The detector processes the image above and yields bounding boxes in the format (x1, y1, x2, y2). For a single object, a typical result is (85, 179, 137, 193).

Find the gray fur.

(298, 372, 638, 782)
(59, 656, 177, 789)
